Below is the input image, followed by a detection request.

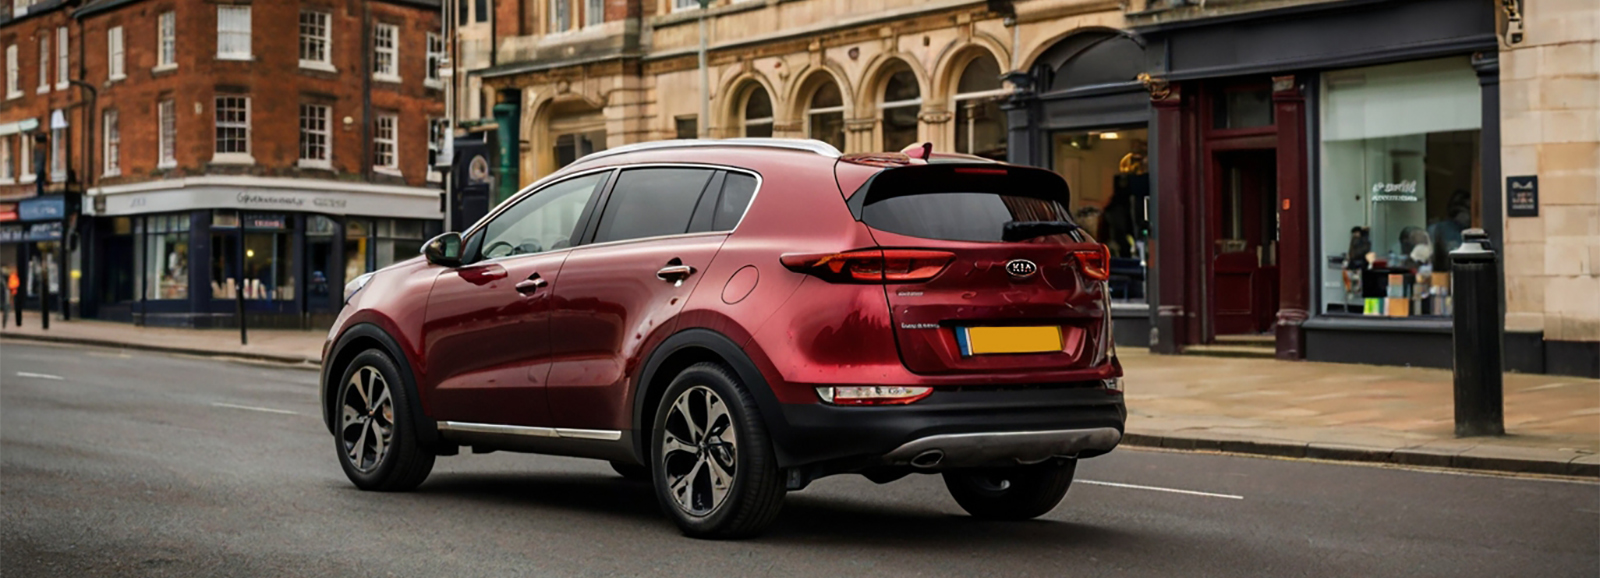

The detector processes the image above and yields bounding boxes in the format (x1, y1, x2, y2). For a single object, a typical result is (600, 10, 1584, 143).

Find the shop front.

(0, 195, 78, 316)
(1134, 0, 1499, 367)
(82, 178, 442, 328)
(1008, 28, 1154, 347)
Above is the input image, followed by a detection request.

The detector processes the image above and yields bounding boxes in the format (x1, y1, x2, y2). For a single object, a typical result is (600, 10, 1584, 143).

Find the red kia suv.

(321, 139, 1126, 538)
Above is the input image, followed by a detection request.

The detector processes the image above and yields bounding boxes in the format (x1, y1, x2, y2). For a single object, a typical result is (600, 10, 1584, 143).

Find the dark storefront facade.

(1, 194, 77, 315)
(81, 178, 442, 328)
(1011, 0, 1504, 369)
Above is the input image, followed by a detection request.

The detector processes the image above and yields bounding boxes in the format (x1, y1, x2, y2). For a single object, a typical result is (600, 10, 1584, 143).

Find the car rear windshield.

(854, 165, 1078, 243)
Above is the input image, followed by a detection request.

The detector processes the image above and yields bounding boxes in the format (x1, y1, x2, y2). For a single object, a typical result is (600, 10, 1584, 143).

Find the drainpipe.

(361, 1, 374, 180)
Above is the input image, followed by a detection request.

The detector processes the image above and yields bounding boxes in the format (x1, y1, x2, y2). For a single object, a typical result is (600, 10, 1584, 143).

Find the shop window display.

(1319, 57, 1480, 318)
(345, 218, 371, 282)
(210, 211, 294, 301)
(144, 213, 190, 300)
(1052, 128, 1151, 302)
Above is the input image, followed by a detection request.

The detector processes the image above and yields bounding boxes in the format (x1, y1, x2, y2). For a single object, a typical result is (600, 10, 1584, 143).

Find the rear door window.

(591, 168, 716, 244)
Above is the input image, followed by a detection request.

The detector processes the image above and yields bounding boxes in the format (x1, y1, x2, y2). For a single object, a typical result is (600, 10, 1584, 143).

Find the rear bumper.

(769, 385, 1126, 470)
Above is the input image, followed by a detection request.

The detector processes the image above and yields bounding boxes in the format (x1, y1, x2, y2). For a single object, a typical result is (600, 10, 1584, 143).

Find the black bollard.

(1449, 228, 1503, 437)
(39, 256, 49, 331)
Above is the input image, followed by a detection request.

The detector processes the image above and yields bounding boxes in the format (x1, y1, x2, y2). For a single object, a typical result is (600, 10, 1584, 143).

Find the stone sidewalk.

(3, 318, 1596, 477)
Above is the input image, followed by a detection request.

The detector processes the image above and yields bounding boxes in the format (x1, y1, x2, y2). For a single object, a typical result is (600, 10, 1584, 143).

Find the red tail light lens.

(1069, 245, 1111, 281)
(781, 249, 954, 284)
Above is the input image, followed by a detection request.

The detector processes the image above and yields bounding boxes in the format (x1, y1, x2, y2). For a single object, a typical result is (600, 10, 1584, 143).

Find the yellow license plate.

(957, 326, 1063, 356)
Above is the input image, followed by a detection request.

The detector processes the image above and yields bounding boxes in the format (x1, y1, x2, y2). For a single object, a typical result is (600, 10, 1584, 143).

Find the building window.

(953, 55, 1008, 161)
(426, 33, 444, 87)
(157, 11, 176, 69)
(585, 0, 603, 26)
(675, 116, 697, 139)
(214, 96, 252, 162)
(216, 5, 252, 60)
(145, 213, 190, 300)
(107, 26, 125, 81)
(50, 120, 65, 181)
(742, 86, 773, 138)
(879, 64, 920, 152)
(374, 114, 398, 173)
(1053, 129, 1150, 302)
(19, 133, 33, 183)
(806, 80, 845, 151)
(373, 23, 399, 81)
(103, 109, 120, 176)
(4, 45, 17, 99)
(427, 117, 447, 182)
(1, 137, 11, 182)
(212, 212, 294, 301)
(550, 0, 571, 33)
(299, 104, 331, 169)
(158, 99, 177, 168)
(56, 26, 68, 89)
(37, 36, 48, 93)
(474, 0, 489, 22)
(554, 131, 604, 169)
(1319, 57, 1481, 319)
(673, 0, 697, 11)
(298, 11, 332, 70)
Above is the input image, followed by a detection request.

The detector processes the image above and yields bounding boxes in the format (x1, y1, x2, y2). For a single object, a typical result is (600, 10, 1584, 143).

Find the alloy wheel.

(340, 365, 395, 473)
(660, 385, 738, 516)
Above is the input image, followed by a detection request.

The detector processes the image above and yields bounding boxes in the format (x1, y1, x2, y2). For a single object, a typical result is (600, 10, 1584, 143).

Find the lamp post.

(697, 0, 711, 138)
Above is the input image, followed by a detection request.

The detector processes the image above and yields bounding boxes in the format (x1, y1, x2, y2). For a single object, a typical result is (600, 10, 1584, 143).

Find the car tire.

(610, 461, 651, 482)
(334, 349, 435, 492)
(942, 460, 1078, 520)
(650, 362, 785, 539)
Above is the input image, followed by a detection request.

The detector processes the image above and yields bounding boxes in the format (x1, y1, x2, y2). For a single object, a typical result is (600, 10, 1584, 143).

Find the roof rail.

(573, 138, 843, 164)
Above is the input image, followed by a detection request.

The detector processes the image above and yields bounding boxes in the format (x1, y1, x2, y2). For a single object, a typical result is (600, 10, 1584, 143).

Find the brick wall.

(1499, 0, 1600, 343)
(0, 2, 85, 201)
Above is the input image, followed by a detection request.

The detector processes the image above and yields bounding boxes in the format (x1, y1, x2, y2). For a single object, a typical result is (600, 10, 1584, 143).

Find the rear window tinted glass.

(858, 166, 1076, 243)
(592, 168, 715, 244)
(714, 173, 758, 230)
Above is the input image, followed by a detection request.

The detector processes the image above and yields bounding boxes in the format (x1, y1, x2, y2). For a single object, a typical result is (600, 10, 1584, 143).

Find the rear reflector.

(816, 386, 933, 405)
(781, 249, 954, 284)
(1069, 245, 1111, 281)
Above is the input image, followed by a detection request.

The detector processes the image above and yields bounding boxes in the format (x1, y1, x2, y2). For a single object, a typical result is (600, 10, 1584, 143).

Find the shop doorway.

(1209, 149, 1278, 336)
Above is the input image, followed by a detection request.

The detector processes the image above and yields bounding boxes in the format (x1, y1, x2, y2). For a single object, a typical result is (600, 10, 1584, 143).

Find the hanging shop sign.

(1506, 175, 1538, 217)
(17, 196, 66, 222)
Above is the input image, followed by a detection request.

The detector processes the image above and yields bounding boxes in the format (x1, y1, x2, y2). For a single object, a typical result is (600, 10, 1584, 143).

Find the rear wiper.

(1002, 220, 1079, 242)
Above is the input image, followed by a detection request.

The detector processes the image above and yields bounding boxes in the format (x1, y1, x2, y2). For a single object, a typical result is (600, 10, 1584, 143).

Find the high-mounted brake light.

(952, 167, 1008, 176)
(1068, 245, 1111, 281)
(816, 386, 933, 405)
(780, 249, 954, 284)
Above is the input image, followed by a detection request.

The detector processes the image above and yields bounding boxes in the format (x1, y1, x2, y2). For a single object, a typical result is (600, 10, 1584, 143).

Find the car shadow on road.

(401, 472, 1134, 548)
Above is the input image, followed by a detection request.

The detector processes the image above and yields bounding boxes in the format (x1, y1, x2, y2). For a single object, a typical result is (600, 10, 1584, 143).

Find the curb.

(1121, 432, 1600, 479)
(1, 332, 321, 369)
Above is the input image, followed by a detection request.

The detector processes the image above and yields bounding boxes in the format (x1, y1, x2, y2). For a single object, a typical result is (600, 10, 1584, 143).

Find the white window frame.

(12, 0, 27, 17)
(427, 117, 447, 182)
(298, 10, 335, 72)
(213, 95, 253, 164)
(4, 45, 18, 100)
(18, 133, 34, 183)
(550, 0, 571, 33)
(108, 26, 126, 81)
(425, 33, 444, 89)
(585, 0, 604, 27)
(38, 36, 49, 94)
(158, 99, 177, 168)
(298, 103, 332, 169)
(372, 23, 400, 83)
(156, 11, 177, 71)
(672, 0, 699, 13)
(50, 123, 65, 181)
(55, 27, 68, 90)
(1, 136, 13, 183)
(373, 114, 400, 175)
(216, 5, 253, 61)
(103, 109, 120, 176)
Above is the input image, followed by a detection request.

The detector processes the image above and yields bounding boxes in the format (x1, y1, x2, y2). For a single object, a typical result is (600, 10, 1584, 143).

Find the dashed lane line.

(15, 372, 65, 380)
(1079, 479, 1244, 500)
(211, 402, 301, 416)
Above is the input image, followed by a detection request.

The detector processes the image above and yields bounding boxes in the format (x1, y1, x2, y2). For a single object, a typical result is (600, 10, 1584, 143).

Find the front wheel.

(650, 362, 785, 539)
(942, 460, 1077, 520)
(334, 349, 435, 491)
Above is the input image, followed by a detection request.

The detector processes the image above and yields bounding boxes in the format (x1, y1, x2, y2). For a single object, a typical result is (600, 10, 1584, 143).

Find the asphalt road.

(2, 340, 1597, 577)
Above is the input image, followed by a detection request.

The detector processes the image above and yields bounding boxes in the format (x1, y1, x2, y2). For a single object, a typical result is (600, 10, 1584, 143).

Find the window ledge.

(0, 178, 14, 185)
(424, 79, 444, 90)
(373, 73, 402, 84)
(152, 63, 178, 73)
(211, 153, 256, 165)
(426, 171, 442, 183)
(54, 82, 68, 91)
(374, 167, 403, 177)
(157, 160, 177, 170)
(102, 170, 121, 178)
(109, 73, 126, 82)
(216, 54, 255, 62)
(297, 159, 334, 170)
(299, 60, 337, 73)
(36, 86, 48, 95)
(19, 175, 36, 184)
(6, 91, 21, 100)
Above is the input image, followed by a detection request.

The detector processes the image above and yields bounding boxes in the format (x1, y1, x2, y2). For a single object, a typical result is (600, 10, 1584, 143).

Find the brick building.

(2, 0, 446, 327)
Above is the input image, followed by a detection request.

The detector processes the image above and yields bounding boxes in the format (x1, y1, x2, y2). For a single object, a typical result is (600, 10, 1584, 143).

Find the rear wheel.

(650, 363, 785, 539)
(334, 349, 435, 491)
(942, 460, 1077, 520)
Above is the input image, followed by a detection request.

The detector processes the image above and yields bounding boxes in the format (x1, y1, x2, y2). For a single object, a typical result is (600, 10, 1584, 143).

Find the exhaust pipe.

(910, 449, 944, 468)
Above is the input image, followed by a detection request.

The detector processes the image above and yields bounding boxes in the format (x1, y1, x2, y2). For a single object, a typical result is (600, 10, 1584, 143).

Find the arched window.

(880, 64, 920, 151)
(953, 55, 1008, 161)
(806, 81, 845, 150)
(743, 86, 774, 138)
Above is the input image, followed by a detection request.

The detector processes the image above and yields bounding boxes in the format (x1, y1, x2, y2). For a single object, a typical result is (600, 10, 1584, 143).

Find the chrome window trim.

(437, 421, 623, 441)
(582, 163, 764, 249)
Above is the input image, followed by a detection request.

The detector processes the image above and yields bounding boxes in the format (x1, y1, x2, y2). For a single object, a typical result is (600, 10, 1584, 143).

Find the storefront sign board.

(91, 184, 442, 220)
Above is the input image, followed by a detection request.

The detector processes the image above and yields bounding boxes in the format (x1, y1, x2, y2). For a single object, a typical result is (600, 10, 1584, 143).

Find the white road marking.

(1079, 479, 1244, 500)
(16, 372, 64, 380)
(211, 402, 300, 416)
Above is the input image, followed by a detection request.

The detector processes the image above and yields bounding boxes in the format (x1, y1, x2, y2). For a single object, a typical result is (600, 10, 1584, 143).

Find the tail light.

(816, 386, 932, 405)
(1068, 245, 1111, 281)
(781, 249, 953, 284)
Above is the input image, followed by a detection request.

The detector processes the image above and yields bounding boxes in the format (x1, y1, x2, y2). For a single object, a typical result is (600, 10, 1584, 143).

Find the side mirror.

(422, 232, 463, 267)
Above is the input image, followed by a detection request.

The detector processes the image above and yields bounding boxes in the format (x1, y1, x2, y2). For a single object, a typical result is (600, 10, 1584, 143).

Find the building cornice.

(87, 175, 441, 198)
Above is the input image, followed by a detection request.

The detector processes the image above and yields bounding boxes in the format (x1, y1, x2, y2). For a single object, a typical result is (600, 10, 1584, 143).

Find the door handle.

(656, 264, 694, 281)
(515, 274, 548, 293)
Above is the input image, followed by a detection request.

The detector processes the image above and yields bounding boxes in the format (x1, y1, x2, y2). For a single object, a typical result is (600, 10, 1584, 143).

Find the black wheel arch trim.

(630, 328, 797, 467)
(322, 323, 442, 449)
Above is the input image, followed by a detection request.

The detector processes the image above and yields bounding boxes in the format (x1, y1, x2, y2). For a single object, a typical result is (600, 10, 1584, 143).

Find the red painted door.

(1211, 150, 1279, 336)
